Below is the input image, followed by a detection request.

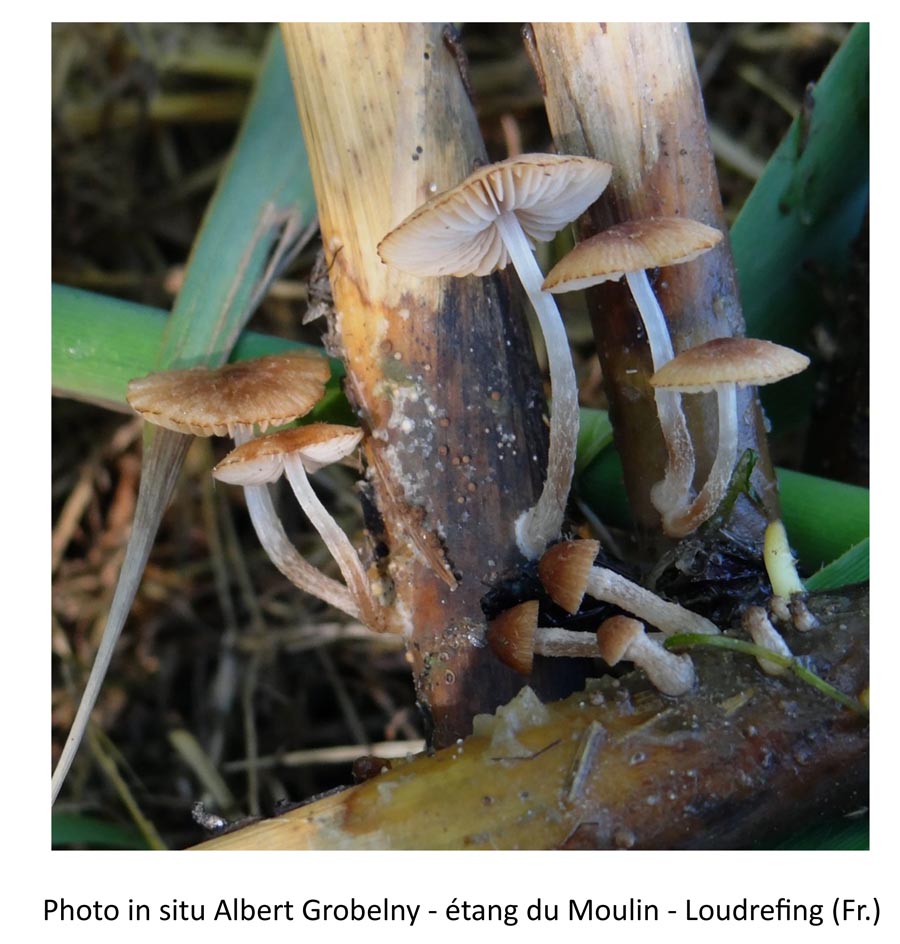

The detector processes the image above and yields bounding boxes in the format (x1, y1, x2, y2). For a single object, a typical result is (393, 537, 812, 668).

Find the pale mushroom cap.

(596, 615, 644, 666)
(542, 217, 722, 292)
(649, 337, 810, 394)
(488, 600, 540, 675)
(127, 351, 331, 437)
(378, 154, 612, 278)
(212, 424, 364, 485)
(537, 539, 600, 614)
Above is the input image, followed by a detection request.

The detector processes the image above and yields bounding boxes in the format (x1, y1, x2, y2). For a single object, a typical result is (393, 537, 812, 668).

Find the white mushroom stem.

(532, 626, 602, 659)
(494, 212, 580, 560)
(625, 269, 696, 519)
(743, 605, 792, 676)
(240, 485, 359, 619)
(661, 382, 738, 537)
(230, 429, 359, 619)
(616, 632, 696, 696)
(281, 455, 382, 629)
(585, 566, 719, 636)
(598, 619, 696, 697)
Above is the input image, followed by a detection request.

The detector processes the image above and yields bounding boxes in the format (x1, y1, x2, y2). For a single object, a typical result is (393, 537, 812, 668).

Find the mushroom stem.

(494, 211, 579, 559)
(624, 269, 696, 519)
(585, 567, 719, 636)
(612, 630, 696, 696)
(230, 428, 359, 619)
(282, 454, 382, 630)
(742, 605, 792, 676)
(533, 625, 601, 659)
(662, 383, 738, 536)
(241, 485, 359, 619)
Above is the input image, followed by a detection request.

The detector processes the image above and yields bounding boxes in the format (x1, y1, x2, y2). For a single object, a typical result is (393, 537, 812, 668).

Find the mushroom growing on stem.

(538, 539, 719, 636)
(52, 352, 348, 805)
(378, 153, 612, 559)
(596, 615, 695, 696)
(487, 600, 601, 675)
(126, 351, 358, 616)
(649, 337, 810, 536)
(542, 217, 723, 529)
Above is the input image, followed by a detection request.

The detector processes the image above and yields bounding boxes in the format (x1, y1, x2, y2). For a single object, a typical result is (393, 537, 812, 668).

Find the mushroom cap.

(487, 600, 539, 675)
(377, 154, 612, 278)
(212, 424, 363, 485)
(649, 337, 810, 394)
(537, 539, 600, 614)
(542, 217, 722, 292)
(127, 351, 331, 437)
(596, 615, 644, 666)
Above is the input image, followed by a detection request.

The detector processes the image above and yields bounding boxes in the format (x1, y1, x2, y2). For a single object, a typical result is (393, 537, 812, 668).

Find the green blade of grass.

(731, 24, 868, 430)
(52, 29, 317, 806)
(805, 537, 869, 592)
(733, 23, 868, 347)
(51, 812, 151, 850)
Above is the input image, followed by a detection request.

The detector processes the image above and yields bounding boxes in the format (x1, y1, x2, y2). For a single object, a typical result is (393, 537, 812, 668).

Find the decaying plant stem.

(529, 23, 780, 549)
(193, 585, 868, 850)
(282, 24, 559, 745)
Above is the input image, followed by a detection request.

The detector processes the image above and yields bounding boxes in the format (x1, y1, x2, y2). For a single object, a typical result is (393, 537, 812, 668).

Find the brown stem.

(282, 24, 565, 746)
(193, 585, 868, 850)
(528, 23, 780, 548)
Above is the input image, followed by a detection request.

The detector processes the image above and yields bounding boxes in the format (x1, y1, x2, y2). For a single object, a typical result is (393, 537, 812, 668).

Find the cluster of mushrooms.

(129, 152, 813, 699)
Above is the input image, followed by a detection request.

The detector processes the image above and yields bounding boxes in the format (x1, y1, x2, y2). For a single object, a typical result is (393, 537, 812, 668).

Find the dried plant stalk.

(193, 586, 868, 850)
(529, 23, 780, 545)
(282, 24, 555, 744)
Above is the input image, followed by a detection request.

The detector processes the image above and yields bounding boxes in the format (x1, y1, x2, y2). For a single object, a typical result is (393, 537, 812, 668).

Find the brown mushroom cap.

(488, 600, 540, 675)
(596, 615, 645, 666)
(537, 539, 600, 614)
(126, 351, 331, 437)
(542, 217, 722, 292)
(377, 154, 612, 278)
(649, 337, 810, 394)
(212, 424, 363, 485)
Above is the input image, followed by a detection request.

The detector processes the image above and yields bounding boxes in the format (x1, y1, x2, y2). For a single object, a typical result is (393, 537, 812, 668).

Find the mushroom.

(214, 424, 383, 630)
(596, 615, 695, 696)
(538, 539, 719, 636)
(487, 600, 600, 675)
(649, 337, 810, 536)
(763, 518, 818, 632)
(52, 352, 350, 806)
(542, 217, 723, 524)
(127, 351, 358, 617)
(378, 153, 613, 559)
(742, 605, 792, 677)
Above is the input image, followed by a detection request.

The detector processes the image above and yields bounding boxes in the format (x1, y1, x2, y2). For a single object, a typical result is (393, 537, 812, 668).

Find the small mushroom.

(742, 605, 792, 676)
(127, 351, 357, 617)
(650, 337, 810, 535)
(538, 539, 719, 636)
(53, 353, 348, 806)
(126, 350, 332, 438)
(214, 424, 383, 630)
(378, 154, 613, 559)
(542, 217, 723, 522)
(596, 615, 695, 696)
(487, 600, 600, 674)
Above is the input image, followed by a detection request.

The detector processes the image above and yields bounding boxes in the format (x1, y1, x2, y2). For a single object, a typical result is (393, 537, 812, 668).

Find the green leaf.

(732, 24, 869, 348)
(731, 24, 868, 430)
(806, 537, 869, 592)
(52, 812, 151, 850)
